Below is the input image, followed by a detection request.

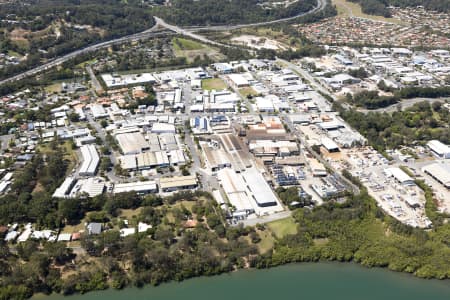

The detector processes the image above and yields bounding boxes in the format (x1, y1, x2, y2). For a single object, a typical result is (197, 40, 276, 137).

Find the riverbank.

(35, 262, 450, 300)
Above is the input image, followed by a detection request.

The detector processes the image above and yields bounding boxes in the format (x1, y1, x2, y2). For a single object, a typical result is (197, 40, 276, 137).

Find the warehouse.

(79, 145, 99, 176)
(217, 168, 254, 212)
(427, 140, 450, 159)
(309, 159, 327, 177)
(422, 163, 450, 189)
(202, 144, 232, 172)
(147, 133, 162, 152)
(228, 74, 250, 88)
(242, 168, 279, 207)
(118, 155, 137, 170)
(69, 177, 105, 198)
(116, 132, 150, 155)
(385, 167, 415, 186)
(151, 123, 176, 134)
(256, 97, 275, 112)
(90, 104, 108, 119)
(113, 181, 158, 194)
(168, 150, 186, 166)
(159, 175, 198, 192)
(321, 137, 340, 153)
(137, 152, 159, 169)
(159, 133, 179, 151)
(52, 177, 77, 198)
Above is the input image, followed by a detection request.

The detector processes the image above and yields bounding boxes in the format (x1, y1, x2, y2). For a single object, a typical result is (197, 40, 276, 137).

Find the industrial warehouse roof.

(52, 177, 76, 198)
(422, 163, 450, 188)
(113, 181, 157, 194)
(385, 167, 415, 185)
(79, 145, 99, 176)
(242, 168, 279, 207)
(116, 132, 150, 155)
(321, 137, 340, 151)
(151, 123, 176, 133)
(427, 140, 450, 158)
(159, 175, 197, 190)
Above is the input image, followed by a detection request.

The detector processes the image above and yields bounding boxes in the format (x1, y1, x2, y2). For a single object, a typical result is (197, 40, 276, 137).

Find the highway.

(0, 0, 326, 86)
(0, 26, 173, 86)
(183, 0, 326, 32)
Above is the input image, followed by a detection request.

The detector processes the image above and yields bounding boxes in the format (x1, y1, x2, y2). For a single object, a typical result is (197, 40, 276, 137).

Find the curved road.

(0, 0, 326, 86)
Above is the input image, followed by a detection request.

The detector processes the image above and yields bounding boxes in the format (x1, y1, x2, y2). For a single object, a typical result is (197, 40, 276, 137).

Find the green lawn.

(172, 37, 205, 51)
(202, 78, 227, 90)
(267, 217, 298, 239)
(257, 229, 275, 253)
(239, 87, 259, 98)
(332, 0, 404, 25)
(44, 83, 62, 93)
(171, 37, 225, 63)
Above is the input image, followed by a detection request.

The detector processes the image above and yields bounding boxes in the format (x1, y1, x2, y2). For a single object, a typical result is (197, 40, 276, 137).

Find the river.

(38, 263, 450, 300)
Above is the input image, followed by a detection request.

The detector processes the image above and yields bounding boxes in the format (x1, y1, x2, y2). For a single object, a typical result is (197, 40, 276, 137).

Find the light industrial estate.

(1, 45, 449, 242)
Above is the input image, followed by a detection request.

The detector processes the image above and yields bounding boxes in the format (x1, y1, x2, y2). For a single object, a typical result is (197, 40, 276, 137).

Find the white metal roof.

(113, 181, 157, 194)
(385, 167, 414, 185)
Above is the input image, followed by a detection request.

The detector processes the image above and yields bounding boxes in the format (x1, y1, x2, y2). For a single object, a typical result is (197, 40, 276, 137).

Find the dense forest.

(256, 186, 450, 280)
(346, 86, 450, 109)
(0, 0, 156, 80)
(152, 0, 318, 26)
(348, 0, 450, 17)
(335, 100, 450, 152)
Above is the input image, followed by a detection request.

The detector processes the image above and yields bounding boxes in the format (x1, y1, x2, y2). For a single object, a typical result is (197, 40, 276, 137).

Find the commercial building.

(202, 143, 232, 172)
(113, 181, 158, 194)
(79, 145, 99, 176)
(69, 177, 105, 198)
(151, 123, 176, 134)
(52, 177, 77, 198)
(385, 167, 415, 186)
(159, 175, 198, 192)
(217, 168, 254, 212)
(422, 163, 450, 189)
(90, 104, 108, 119)
(321, 137, 340, 153)
(427, 140, 450, 159)
(116, 132, 150, 155)
(101, 73, 157, 88)
(228, 73, 250, 88)
(242, 168, 279, 207)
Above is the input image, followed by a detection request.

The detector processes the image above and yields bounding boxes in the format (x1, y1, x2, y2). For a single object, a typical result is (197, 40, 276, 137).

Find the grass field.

(202, 78, 227, 90)
(44, 83, 62, 93)
(257, 229, 275, 253)
(239, 87, 259, 98)
(267, 217, 298, 239)
(172, 37, 205, 51)
(171, 37, 225, 63)
(332, 0, 404, 24)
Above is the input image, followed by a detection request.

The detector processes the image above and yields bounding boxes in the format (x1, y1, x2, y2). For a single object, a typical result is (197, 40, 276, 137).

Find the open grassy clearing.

(172, 37, 205, 51)
(267, 217, 298, 239)
(119, 208, 143, 220)
(257, 229, 275, 253)
(63, 222, 86, 234)
(229, 27, 294, 49)
(171, 37, 225, 63)
(44, 82, 63, 93)
(202, 78, 228, 90)
(239, 87, 259, 98)
(332, 0, 404, 24)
